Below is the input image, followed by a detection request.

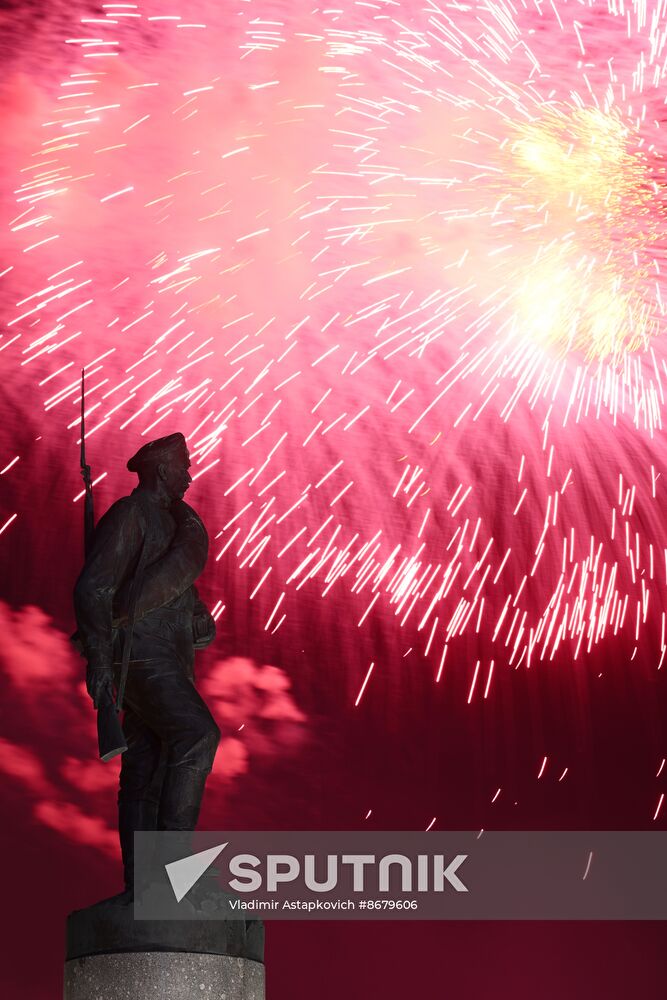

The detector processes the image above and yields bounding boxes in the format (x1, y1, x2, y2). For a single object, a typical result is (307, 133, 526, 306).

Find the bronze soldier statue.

(73, 432, 220, 900)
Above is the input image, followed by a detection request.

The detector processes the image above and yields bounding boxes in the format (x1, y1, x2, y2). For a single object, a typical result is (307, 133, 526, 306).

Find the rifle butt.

(97, 693, 128, 762)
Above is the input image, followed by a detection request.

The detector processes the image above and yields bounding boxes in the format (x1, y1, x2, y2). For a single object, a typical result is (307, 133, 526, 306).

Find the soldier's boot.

(118, 797, 159, 899)
(156, 766, 221, 909)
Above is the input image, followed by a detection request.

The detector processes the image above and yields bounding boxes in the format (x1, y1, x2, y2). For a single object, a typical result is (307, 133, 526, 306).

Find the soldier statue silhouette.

(73, 430, 220, 903)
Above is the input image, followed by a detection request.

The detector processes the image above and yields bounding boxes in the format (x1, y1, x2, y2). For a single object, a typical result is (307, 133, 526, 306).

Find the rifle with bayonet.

(79, 368, 128, 762)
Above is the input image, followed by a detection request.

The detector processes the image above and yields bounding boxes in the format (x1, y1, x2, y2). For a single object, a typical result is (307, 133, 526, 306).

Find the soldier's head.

(127, 433, 192, 501)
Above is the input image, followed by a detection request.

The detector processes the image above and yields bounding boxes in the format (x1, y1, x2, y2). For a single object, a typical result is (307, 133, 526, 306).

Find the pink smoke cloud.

(0, 602, 308, 852)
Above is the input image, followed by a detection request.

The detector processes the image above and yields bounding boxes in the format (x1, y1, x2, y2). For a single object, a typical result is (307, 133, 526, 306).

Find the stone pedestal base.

(64, 952, 264, 999)
(64, 898, 265, 999)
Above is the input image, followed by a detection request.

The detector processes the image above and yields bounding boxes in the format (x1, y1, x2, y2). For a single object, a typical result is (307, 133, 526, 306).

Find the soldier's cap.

(127, 432, 188, 473)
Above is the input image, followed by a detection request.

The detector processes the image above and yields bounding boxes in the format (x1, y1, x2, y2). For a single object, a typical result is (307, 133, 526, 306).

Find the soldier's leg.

(122, 661, 220, 831)
(117, 705, 162, 890)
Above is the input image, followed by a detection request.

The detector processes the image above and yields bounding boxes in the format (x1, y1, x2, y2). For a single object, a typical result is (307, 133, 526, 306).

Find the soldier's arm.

(73, 498, 144, 670)
(116, 500, 208, 622)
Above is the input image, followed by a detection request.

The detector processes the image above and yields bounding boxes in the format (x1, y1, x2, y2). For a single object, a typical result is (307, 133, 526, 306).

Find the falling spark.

(354, 662, 375, 707)
(0, 514, 18, 537)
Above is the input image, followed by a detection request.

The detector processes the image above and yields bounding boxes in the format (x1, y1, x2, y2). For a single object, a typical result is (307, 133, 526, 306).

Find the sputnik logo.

(165, 842, 228, 902)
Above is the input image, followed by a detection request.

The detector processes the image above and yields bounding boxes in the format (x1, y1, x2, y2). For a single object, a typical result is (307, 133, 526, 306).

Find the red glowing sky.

(2, 2, 667, 997)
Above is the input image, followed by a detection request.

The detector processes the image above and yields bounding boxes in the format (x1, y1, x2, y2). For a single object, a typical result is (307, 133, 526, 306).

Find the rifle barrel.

(80, 368, 95, 556)
(80, 369, 86, 471)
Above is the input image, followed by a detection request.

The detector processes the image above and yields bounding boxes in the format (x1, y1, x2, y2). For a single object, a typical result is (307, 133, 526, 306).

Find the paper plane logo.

(165, 842, 228, 902)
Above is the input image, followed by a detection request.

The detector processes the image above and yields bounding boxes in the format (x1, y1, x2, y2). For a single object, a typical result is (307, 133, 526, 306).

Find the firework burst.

(2, 0, 667, 749)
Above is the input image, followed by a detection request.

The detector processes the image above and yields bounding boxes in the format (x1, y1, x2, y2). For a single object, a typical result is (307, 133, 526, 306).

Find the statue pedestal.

(64, 901, 264, 1000)
(64, 952, 264, 999)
